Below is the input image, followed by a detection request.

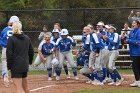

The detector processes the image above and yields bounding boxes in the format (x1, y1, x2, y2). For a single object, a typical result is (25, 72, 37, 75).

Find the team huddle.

(1, 15, 140, 92)
(33, 21, 124, 86)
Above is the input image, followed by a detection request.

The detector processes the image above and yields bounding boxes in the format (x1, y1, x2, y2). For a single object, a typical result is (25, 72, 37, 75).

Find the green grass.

(0, 67, 133, 75)
(118, 68, 133, 74)
(74, 88, 140, 93)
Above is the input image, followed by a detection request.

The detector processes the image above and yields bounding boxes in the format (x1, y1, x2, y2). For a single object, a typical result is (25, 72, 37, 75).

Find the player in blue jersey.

(38, 34, 55, 81)
(51, 29, 71, 79)
(79, 26, 92, 83)
(54, 29, 78, 80)
(0, 16, 20, 87)
(103, 25, 124, 86)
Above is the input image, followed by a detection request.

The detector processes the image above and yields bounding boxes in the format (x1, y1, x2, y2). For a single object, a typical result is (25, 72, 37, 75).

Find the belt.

(109, 49, 117, 51)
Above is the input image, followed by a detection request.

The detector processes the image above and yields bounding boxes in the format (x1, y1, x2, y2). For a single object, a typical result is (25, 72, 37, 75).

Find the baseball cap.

(52, 29, 59, 33)
(61, 29, 69, 35)
(108, 25, 116, 30)
(104, 25, 110, 29)
(97, 21, 104, 26)
(8, 16, 19, 23)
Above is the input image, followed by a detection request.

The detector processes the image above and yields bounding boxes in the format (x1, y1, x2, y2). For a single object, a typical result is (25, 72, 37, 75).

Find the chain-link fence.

(0, 8, 139, 47)
(0, 8, 139, 70)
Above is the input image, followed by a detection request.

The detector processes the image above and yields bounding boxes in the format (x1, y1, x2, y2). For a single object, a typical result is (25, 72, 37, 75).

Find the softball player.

(81, 25, 105, 85)
(33, 25, 52, 68)
(51, 29, 70, 79)
(0, 16, 20, 87)
(54, 29, 78, 80)
(38, 34, 55, 80)
(79, 26, 92, 83)
(103, 25, 124, 86)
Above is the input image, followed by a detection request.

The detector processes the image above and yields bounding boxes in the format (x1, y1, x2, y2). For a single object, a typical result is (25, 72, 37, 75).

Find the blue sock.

(64, 66, 69, 75)
(109, 70, 116, 82)
(93, 70, 98, 80)
(47, 68, 52, 77)
(91, 73, 95, 81)
(72, 68, 77, 76)
(97, 70, 104, 82)
(114, 69, 121, 80)
(55, 67, 61, 76)
(107, 69, 110, 78)
(103, 68, 107, 80)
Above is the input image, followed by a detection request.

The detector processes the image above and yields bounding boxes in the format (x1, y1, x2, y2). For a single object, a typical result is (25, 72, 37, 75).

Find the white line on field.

(30, 85, 56, 92)
(123, 74, 134, 77)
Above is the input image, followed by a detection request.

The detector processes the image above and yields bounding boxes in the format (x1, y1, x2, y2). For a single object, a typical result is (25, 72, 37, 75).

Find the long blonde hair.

(12, 21, 22, 34)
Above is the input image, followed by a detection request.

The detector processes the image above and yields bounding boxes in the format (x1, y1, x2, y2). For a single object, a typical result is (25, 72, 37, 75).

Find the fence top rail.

(0, 7, 140, 12)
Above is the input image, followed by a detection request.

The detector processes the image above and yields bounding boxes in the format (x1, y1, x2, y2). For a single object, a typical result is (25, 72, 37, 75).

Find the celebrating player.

(103, 25, 124, 86)
(54, 29, 78, 80)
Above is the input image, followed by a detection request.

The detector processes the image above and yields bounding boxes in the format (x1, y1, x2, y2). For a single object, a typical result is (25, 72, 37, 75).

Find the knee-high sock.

(114, 69, 121, 80)
(55, 67, 61, 76)
(72, 68, 77, 76)
(97, 70, 104, 82)
(107, 69, 110, 78)
(110, 70, 116, 82)
(91, 73, 95, 81)
(103, 68, 107, 80)
(64, 65, 69, 75)
(47, 68, 52, 77)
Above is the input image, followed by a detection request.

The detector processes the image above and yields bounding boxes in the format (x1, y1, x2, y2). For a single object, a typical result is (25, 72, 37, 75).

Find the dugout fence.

(0, 7, 139, 69)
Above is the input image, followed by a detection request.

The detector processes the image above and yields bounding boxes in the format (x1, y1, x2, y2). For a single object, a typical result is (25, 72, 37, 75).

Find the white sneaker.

(91, 80, 99, 85)
(86, 80, 92, 84)
(108, 82, 116, 86)
(53, 73, 56, 77)
(115, 78, 124, 86)
(66, 75, 70, 79)
(74, 76, 79, 80)
(56, 76, 60, 81)
(96, 82, 104, 86)
(3, 77, 10, 87)
(130, 81, 139, 87)
(48, 77, 52, 81)
(106, 78, 112, 83)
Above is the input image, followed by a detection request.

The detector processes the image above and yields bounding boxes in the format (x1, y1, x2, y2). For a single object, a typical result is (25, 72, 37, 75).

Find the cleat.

(130, 81, 139, 87)
(56, 76, 60, 81)
(91, 80, 99, 85)
(86, 80, 92, 84)
(108, 82, 116, 86)
(48, 77, 52, 81)
(115, 78, 124, 86)
(66, 75, 70, 79)
(96, 82, 104, 86)
(74, 76, 79, 80)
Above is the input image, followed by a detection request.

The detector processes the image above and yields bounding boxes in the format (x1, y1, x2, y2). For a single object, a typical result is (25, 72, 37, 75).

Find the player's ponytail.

(12, 21, 22, 34)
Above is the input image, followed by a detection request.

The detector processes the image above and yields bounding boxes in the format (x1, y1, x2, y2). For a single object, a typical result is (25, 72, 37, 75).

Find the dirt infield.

(0, 74, 135, 93)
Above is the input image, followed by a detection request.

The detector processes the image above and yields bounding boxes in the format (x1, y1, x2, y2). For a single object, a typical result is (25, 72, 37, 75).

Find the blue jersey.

(0, 26, 13, 48)
(100, 30, 107, 36)
(38, 41, 55, 56)
(55, 37, 76, 52)
(90, 33, 105, 52)
(51, 36, 59, 43)
(107, 32, 120, 50)
(128, 28, 140, 56)
(77, 49, 90, 67)
(82, 34, 91, 51)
